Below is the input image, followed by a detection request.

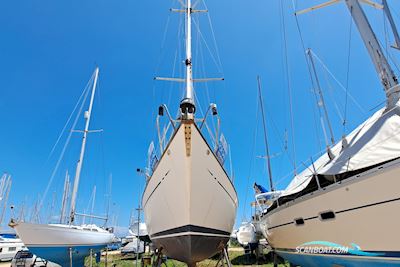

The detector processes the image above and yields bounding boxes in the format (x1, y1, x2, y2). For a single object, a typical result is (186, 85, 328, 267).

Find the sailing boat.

(142, 0, 238, 265)
(0, 173, 26, 262)
(237, 77, 273, 251)
(10, 68, 114, 266)
(255, 0, 400, 266)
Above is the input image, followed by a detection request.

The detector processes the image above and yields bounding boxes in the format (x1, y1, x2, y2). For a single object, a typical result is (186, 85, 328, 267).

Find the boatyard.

(0, 247, 288, 267)
(1, 0, 400, 266)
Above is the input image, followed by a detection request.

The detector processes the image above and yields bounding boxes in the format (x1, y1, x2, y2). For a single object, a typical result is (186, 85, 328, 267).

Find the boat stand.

(69, 247, 73, 267)
(105, 247, 109, 267)
(214, 247, 232, 267)
(89, 249, 93, 267)
(32, 257, 48, 267)
(152, 248, 166, 267)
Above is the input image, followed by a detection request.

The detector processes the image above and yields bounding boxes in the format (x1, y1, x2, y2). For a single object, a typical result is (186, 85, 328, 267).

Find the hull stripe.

(143, 170, 170, 207)
(151, 231, 230, 239)
(151, 225, 230, 238)
(268, 221, 294, 230)
(208, 169, 236, 203)
(336, 196, 400, 214)
(276, 248, 400, 258)
(268, 196, 400, 230)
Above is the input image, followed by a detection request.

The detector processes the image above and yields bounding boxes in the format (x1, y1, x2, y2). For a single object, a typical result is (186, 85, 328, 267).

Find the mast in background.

(69, 67, 99, 224)
(345, 0, 399, 108)
(257, 76, 275, 192)
(296, 0, 399, 108)
(60, 170, 70, 224)
(383, 0, 400, 50)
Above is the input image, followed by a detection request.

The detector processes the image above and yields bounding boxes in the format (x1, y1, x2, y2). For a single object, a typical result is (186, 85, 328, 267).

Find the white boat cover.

(282, 103, 400, 196)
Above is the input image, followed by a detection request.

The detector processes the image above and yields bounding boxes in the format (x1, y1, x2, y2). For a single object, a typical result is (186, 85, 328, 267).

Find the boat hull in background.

(142, 122, 237, 264)
(260, 159, 400, 266)
(13, 222, 114, 265)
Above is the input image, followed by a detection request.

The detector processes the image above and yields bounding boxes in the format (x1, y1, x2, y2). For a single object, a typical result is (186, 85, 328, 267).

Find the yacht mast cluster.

(256, 1, 400, 266)
(297, 0, 400, 108)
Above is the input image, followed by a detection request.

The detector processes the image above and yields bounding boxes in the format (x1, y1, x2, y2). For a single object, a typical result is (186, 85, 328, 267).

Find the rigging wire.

(151, 3, 174, 149)
(201, 0, 224, 74)
(383, 5, 390, 57)
(168, 13, 184, 109)
(280, 0, 297, 174)
(380, 27, 400, 73)
(290, 0, 326, 157)
(201, 0, 226, 107)
(343, 8, 353, 135)
(322, 66, 345, 124)
(241, 89, 260, 222)
(192, 19, 223, 74)
(45, 76, 94, 164)
(38, 74, 94, 214)
(310, 50, 366, 113)
(195, 13, 217, 135)
(95, 78, 108, 216)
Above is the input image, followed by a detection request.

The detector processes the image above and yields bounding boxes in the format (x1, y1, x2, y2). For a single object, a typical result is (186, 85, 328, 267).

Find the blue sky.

(0, 0, 399, 228)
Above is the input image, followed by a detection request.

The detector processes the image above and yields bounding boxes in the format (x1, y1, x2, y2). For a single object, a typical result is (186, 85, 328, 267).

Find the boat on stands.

(11, 68, 114, 266)
(142, 0, 238, 265)
(255, 1, 400, 266)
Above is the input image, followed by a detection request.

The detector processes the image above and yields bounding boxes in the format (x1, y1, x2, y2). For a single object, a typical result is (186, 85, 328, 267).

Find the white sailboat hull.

(260, 159, 400, 266)
(13, 222, 114, 265)
(142, 122, 238, 264)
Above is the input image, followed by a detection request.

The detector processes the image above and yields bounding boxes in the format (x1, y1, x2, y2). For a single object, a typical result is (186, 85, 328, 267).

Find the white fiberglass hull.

(260, 159, 400, 266)
(237, 222, 258, 247)
(142, 122, 238, 264)
(13, 222, 114, 265)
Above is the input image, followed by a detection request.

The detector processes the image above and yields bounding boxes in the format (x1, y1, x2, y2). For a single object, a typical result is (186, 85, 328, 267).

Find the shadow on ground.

(230, 252, 286, 266)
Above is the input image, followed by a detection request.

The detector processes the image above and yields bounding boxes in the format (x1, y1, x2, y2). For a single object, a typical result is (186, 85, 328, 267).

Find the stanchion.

(89, 248, 93, 267)
(69, 247, 73, 267)
(105, 247, 109, 267)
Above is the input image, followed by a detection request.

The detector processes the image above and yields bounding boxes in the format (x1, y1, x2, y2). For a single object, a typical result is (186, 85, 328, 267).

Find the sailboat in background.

(237, 77, 274, 252)
(142, 0, 238, 265)
(0, 173, 16, 238)
(0, 173, 27, 262)
(10, 67, 114, 266)
(256, 0, 400, 266)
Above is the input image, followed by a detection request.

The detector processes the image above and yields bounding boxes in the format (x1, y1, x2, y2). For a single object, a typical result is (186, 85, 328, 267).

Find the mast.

(383, 0, 400, 50)
(0, 175, 11, 225)
(307, 49, 336, 149)
(180, 0, 196, 118)
(257, 76, 275, 192)
(60, 170, 70, 224)
(69, 67, 99, 224)
(345, 0, 399, 108)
